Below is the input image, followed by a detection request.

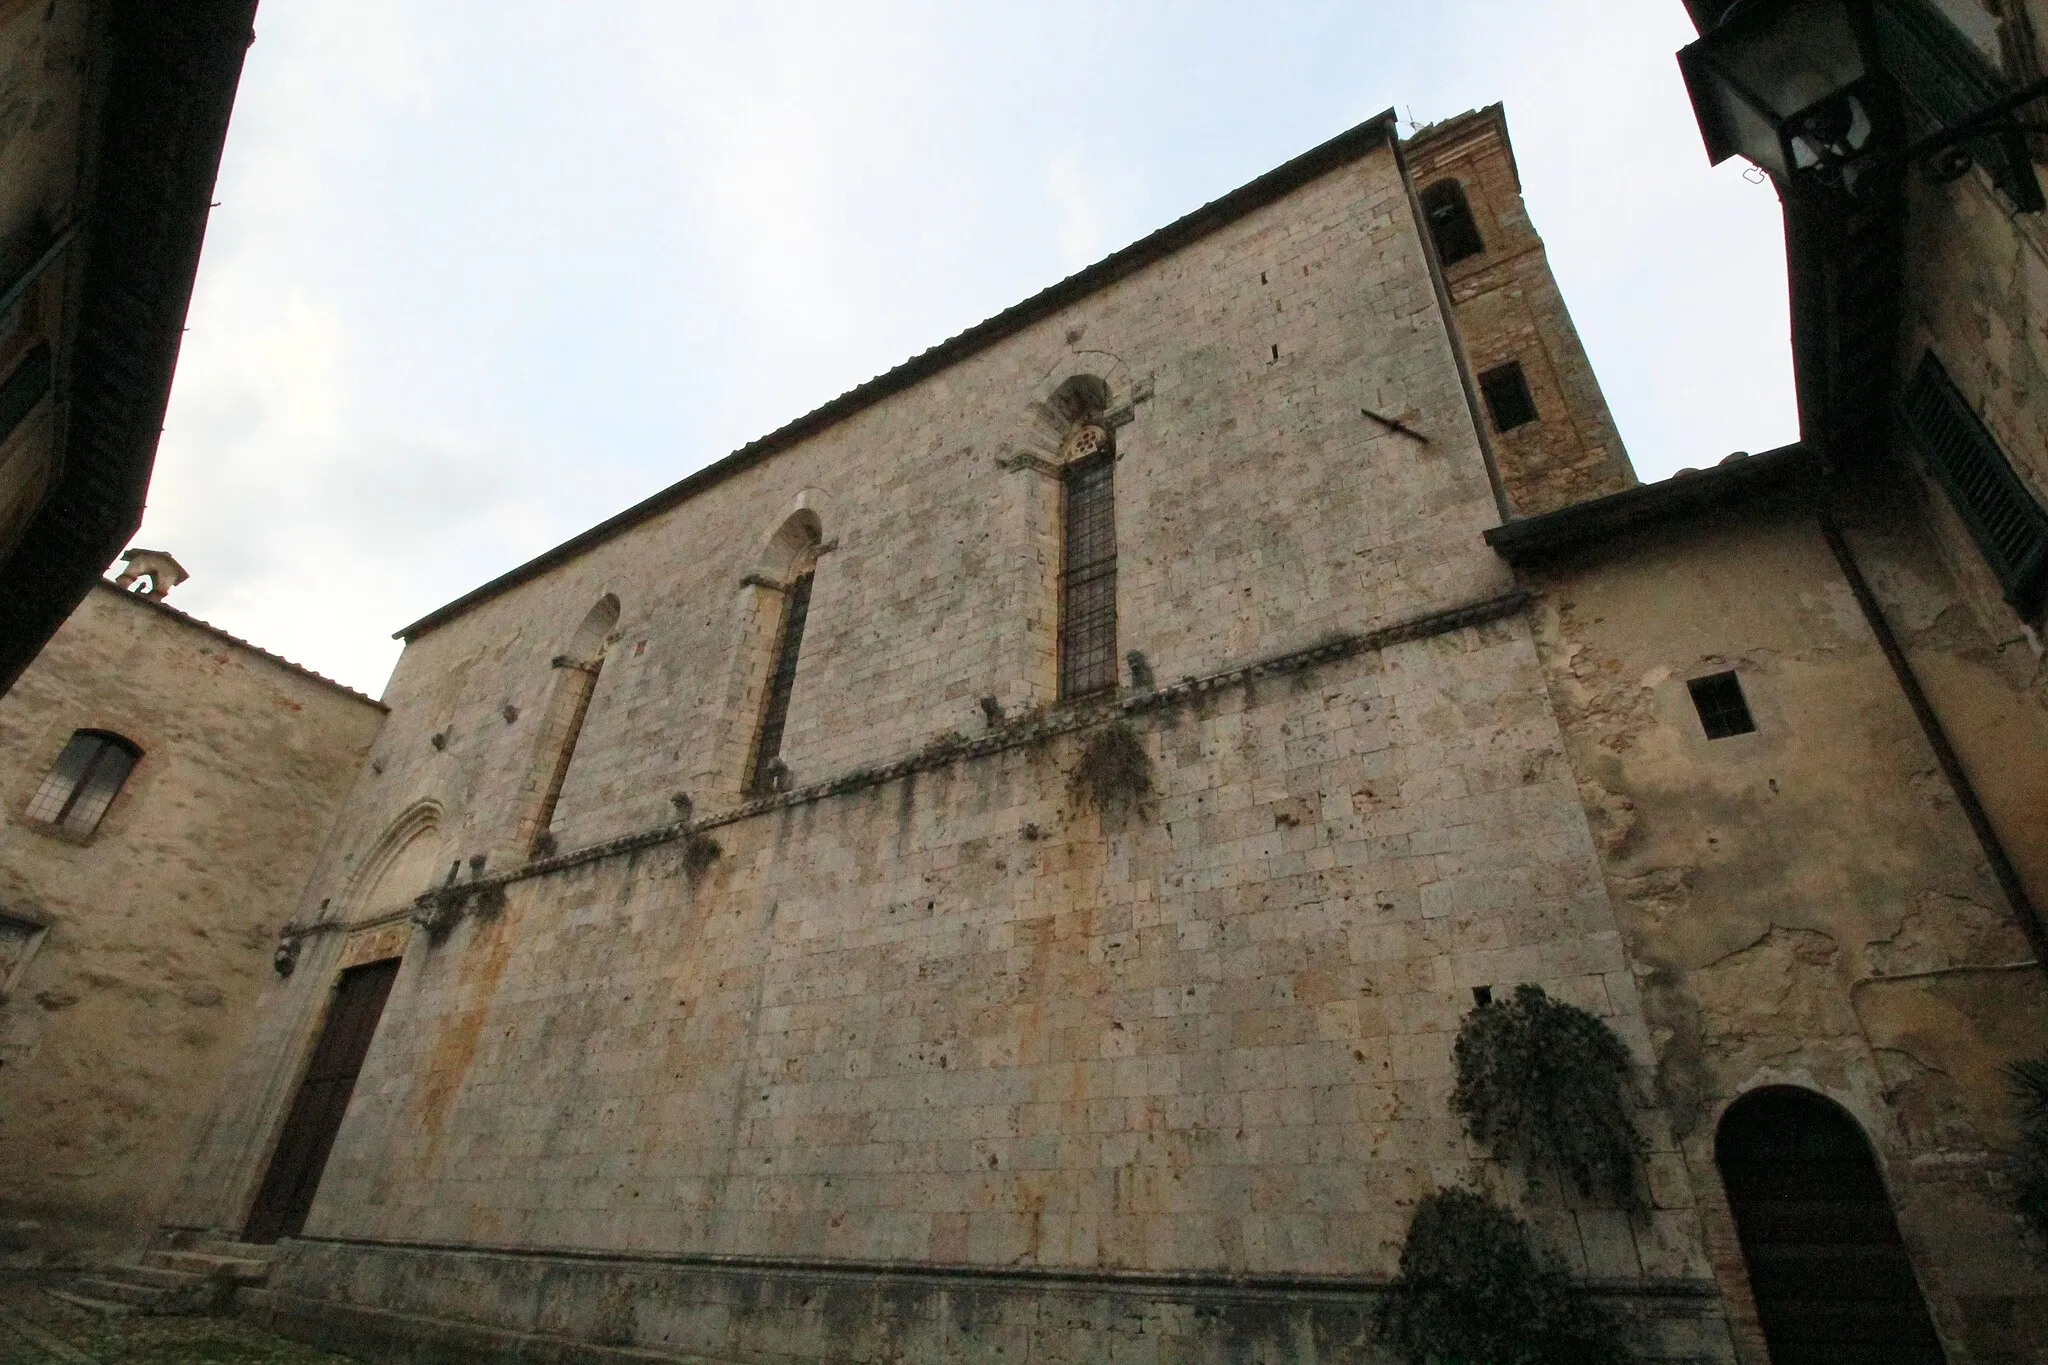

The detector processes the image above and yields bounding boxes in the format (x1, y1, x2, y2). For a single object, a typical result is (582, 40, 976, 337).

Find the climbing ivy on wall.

(1377, 1188, 1628, 1365)
(1451, 984, 1643, 1208)
(1070, 719, 1152, 816)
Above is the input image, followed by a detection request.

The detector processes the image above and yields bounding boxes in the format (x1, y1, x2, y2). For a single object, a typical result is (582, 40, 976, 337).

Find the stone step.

(44, 1287, 134, 1316)
(70, 1276, 168, 1310)
(140, 1249, 270, 1283)
(112, 1264, 198, 1292)
(180, 1236, 277, 1264)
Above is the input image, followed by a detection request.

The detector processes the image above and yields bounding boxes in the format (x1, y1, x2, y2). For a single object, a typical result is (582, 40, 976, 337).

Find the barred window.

(1420, 179, 1485, 266)
(749, 570, 814, 794)
(1059, 449, 1118, 700)
(26, 730, 140, 837)
(1902, 350, 2048, 615)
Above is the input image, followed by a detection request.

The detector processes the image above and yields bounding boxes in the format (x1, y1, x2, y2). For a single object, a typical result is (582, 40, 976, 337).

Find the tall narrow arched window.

(1716, 1088, 1944, 1363)
(519, 595, 618, 854)
(1059, 422, 1118, 700)
(747, 517, 821, 796)
(26, 730, 141, 838)
(1419, 178, 1484, 266)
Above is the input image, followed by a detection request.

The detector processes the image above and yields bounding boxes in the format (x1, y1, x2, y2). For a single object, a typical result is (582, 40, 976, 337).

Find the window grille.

(1059, 452, 1119, 700)
(1419, 179, 1485, 266)
(1902, 350, 2048, 615)
(749, 570, 814, 794)
(1479, 361, 1538, 432)
(26, 730, 140, 836)
(1687, 672, 1756, 740)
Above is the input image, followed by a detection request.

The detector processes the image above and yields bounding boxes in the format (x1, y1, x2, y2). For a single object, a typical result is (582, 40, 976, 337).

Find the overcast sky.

(131, 1, 1795, 696)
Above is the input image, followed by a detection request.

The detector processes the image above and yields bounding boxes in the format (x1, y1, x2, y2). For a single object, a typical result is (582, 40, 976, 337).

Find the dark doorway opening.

(1716, 1087, 1946, 1365)
(244, 958, 400, 1244)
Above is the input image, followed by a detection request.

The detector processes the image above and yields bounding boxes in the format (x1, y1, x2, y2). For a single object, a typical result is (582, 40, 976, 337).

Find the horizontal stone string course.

(384, 588, 1532, 913)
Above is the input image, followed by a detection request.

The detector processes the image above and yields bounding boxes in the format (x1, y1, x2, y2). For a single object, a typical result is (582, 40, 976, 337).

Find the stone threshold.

(282, 1231, 1715, 1302)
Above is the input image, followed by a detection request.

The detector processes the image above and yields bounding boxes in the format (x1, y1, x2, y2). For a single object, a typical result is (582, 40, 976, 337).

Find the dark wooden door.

(244, 958, 400, 1244)
(1717, 1087, 1947, 1365)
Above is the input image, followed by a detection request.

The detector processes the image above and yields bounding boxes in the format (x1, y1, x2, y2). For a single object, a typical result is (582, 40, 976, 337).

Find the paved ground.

(0, 1284, 359, 1365)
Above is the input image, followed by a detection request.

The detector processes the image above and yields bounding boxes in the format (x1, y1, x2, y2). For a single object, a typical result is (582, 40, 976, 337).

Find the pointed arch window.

(520, 595, 618, 854)
(1059, 423, 1118, 700)
(748, 569, 814, 795)
(26, 730, 141, 838)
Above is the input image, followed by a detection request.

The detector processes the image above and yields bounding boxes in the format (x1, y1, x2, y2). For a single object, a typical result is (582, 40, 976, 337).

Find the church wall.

(172, 126, 1735, 1360)
(0, 583, 384, 1262)
(1520, 492, 2048, 1364)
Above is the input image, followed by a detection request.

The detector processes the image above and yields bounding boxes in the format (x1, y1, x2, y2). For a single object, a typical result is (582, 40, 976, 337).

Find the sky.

(131, 1, 1797, 697)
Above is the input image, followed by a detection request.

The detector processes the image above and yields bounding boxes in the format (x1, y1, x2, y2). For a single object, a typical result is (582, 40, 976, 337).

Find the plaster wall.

(1523, 497, 2048, 1364)
(1887, 154, 2048, 913)
(0, 583, 384, 1261)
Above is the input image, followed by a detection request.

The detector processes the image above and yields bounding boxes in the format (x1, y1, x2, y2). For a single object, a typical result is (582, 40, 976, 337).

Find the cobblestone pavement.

(0, 1284, 359, 1365)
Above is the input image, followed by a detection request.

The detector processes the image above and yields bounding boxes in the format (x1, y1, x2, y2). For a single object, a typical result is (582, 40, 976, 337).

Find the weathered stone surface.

(167, 116, 1727, 1361)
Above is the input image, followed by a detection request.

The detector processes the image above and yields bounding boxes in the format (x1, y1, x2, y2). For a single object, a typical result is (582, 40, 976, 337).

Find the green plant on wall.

(1376, 1188, 1628, 1365)
(1070, 719, 1152, 816)
(2008, 1058, 2048, 1246)
(1452, 984, 1642, 1208)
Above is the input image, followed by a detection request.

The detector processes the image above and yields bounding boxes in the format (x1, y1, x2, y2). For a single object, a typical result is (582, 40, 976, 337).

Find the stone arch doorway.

(1716, 1086, 1946, 1364)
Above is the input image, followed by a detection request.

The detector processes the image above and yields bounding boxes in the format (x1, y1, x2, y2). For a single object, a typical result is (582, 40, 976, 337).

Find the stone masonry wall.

(0, 583, 385, 1261)
(172, 123, 1731, 1359)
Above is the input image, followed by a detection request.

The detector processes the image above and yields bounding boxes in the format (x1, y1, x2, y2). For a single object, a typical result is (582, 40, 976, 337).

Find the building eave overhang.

(1483, 442, 1813, 565)
(395, 109, 1403, 643)
(0, 1, 257, 695)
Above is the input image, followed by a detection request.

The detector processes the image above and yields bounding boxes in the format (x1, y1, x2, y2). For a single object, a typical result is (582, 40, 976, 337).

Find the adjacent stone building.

(0, 556, 384, 1263)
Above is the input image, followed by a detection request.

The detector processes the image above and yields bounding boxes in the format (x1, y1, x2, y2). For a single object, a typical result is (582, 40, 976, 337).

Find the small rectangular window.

(1687, 671, 1756, 740)
(1059, 452, 1118, 700)
(1901, 350, 2048, 615)
(1479, 362, 1538, 433)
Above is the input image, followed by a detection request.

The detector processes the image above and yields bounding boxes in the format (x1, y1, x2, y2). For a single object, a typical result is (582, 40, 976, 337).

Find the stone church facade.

(150, 90, 2048, 1364)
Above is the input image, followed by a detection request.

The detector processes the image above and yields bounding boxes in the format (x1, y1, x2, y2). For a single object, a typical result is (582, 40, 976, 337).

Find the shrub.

(1071, 719, 1152, 816)
(2009, 1058, 2048, 1245)
(1452, 984, 1642, 1208)
(683, 830, 722, 878)
(1376, 1188, 1628, 1365)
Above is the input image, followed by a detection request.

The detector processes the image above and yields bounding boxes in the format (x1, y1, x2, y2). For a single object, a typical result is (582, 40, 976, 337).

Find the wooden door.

(1717, 1087, 1947, 1365)
(244, 958, 400, 1244)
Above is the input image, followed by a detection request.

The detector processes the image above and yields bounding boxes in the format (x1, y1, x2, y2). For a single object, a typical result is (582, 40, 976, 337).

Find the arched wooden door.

(1716, 1087, 1945, 1364)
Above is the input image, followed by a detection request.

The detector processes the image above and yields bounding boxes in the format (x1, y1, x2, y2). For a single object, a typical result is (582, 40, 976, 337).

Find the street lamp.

(1679, 0, 1881, 183)
(1678, 0, 2048, 208)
